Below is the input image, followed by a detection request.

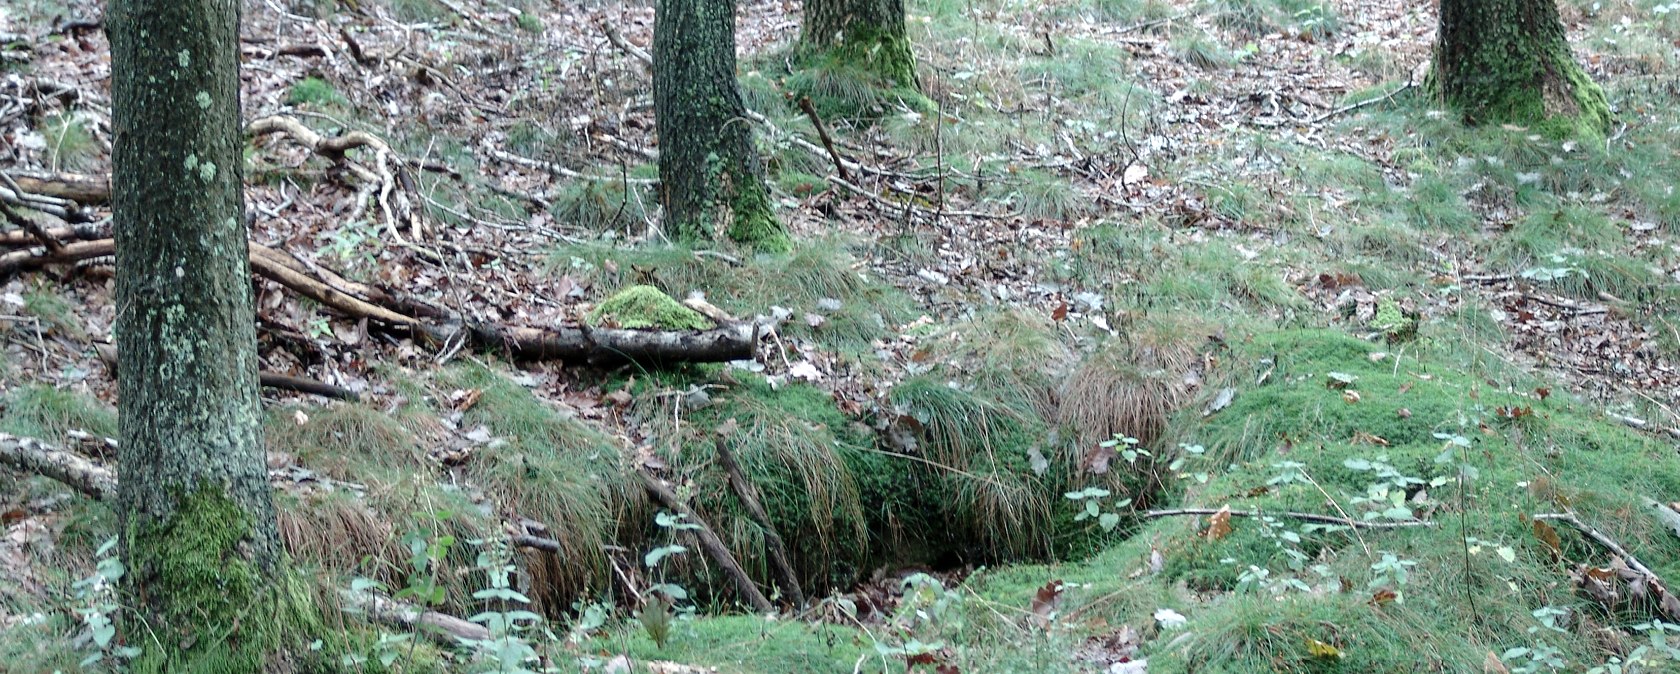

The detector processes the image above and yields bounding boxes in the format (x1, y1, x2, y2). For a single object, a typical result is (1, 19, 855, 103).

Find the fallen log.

(6, 171, 110, 205)
(0, 222, 109, 246)
(1, 237, 756, 366)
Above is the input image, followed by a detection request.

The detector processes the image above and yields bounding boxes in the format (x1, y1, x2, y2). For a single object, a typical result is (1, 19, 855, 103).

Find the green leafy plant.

(70, 537, 140, 669)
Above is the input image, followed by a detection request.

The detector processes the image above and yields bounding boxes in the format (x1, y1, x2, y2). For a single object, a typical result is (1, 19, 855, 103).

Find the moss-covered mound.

(588, 285, 714, 331)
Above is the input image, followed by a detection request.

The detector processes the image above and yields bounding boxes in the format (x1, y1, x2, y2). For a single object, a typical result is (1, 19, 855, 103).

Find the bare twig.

(796, 96, 849, 181)
(601, 21, 653, 67)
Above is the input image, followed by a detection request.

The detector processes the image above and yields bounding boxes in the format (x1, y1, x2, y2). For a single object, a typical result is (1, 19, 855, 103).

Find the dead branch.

(796, 97, 849, 181)
(0, 238, 112, 274)
(601, 22, 653, 67)
(94, 341, 359, 401)
(342, 589, 492, 645)
(463, 322, 754, 366)
(1538, 511, 1680, 621)
(1533, 512, 1661, 584)
(5, 171, 110, 205)
(0, 432, 116, 501)
(714, 435, 804, 608)
(1, 236, 754, 366)
(0, 199, 65, 253)
(248, 115, 423, 245)
(637, 467, 775, 613)
(1142, 507, 1433, 529)
(485, 148, 659, 185)
(0, 222, 108, 246)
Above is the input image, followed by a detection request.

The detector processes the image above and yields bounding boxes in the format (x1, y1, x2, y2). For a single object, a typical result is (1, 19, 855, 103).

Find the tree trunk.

(800, 0, 917, 90)
(1430, 0, 1609, 137)
(107, 0, 281, 665)
(653, 0, 788, 251)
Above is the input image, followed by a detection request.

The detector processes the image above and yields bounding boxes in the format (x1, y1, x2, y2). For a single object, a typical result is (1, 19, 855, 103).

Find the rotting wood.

(638, 467, 775, 613)
(6, 171, 110, 205)
(714, 435, 804, 608)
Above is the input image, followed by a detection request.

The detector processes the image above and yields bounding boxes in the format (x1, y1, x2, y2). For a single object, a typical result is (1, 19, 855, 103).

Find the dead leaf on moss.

(1204, 505, 1233, 540)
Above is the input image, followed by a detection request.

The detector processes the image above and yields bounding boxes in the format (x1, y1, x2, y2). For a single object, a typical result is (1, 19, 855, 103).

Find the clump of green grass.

(0, 385, 116, 442)
(265, 403, 429, 481)
(21, 285, 85, 340)
(41, 112, 96, 172)
(285, 77, 346, 108)
(549, 170, 658, 234)
(1171, 33, 1235, 71)
(387, 0, 451, 23)
(987, 169, 1087, 221)
(890, 375, 1055, 558)
(438, 361, 641, 614)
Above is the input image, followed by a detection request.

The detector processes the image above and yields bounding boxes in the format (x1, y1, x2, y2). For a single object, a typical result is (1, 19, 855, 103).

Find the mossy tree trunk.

(799, 0, 918, 90)
(799, 0, 920, 89)
(108, 0, 280, 665)
(1430, 0, 1610, 137)
(653, 0, 789, 251)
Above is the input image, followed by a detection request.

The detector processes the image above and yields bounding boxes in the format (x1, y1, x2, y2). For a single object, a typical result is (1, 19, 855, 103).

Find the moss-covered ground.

(3, 0, 1679, 670)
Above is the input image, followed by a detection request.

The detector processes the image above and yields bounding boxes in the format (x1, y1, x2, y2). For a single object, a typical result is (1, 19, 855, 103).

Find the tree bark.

(799, 0, 917, 90)
(107, 0, 281, 664)
(653, 0, 788, 250)
(1430, 0, 1609, 136)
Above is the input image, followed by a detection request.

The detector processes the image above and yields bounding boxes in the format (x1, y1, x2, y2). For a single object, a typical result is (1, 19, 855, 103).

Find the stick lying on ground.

(0, 237, 756, 366)
(93, 343, 360, 402)
(638, 466, 776, 613)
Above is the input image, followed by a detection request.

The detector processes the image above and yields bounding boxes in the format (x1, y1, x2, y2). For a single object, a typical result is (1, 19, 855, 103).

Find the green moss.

(602, 614, 865, 673)
(726, 180, 791, 252)
(1370, 297, 1416, 342)
(125, 487, 266, 669)
(285, 77, 345, 108)
(588, 285, 714, 330)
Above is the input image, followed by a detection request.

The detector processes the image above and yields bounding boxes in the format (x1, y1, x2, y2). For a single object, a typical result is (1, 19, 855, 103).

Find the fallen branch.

(248, 115, 424, 244)
(1142, 507, 1433, 529)
(1310, 80, 1416, 124)
(94, 342, 360, 402)
(638, 467, 775, 613)
(0, 432, 116, 501)
(1, 237, 754, 365)
(601, 21, 653, 67)
(463, 322, 754, 365)
(797, 97, 849, 181)
(1538, 511, 1680, 621)
(0, 199, 65, 254)
(4, 171, 109, 205)
(715, 435, 804, 608)
(0, 222, 108, 246)
(1533, 512, 1660, 585)
(342, 589, 491, 645)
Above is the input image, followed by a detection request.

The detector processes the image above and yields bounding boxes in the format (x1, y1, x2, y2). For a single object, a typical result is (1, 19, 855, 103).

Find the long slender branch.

(637, 467, 775, 613)
(1142, 507, 1433, 529)
(1533, 512, 1660, 581)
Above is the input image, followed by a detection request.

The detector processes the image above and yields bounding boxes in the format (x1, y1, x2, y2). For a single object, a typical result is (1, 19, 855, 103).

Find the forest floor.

(3, 0, 1680, 671)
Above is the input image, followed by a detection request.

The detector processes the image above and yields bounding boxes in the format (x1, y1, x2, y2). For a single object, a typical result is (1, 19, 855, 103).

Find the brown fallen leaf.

(1204, 505, 1233, 540)
(1370, 588, 1397, 606)
(1482, 651, 1510, 673)
(1532, 519, 1562, 559)
(1029, 580, 1063, 625)
(1081, 443, 1117, 475)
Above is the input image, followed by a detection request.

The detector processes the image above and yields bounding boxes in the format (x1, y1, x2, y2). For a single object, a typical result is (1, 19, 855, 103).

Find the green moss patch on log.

(588, 285, 714, 331)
